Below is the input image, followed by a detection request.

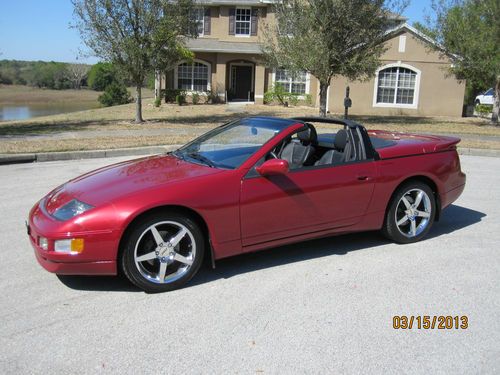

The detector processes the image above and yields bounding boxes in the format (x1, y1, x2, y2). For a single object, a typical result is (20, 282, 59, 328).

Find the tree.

(263, 0, 406, 117)
(66, 63, 90, 89)
(422, 0, 500, 123)
(72, 0, 197, 123)
(87, 62, 120, 91)
(28, 61, 70, 89)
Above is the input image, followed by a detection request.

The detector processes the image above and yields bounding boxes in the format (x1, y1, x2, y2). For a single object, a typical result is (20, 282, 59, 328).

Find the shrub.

(206, 90, 222, 104)
(475, 103, 493, 116)
(264, 84, 302, 106)
(191, 92, 200, 104)
(288, 93, 299, 106)
(163, 89, 184, 103)
(263, 90, 274, 104)
(304, 94, 312, 106)
(176, 93, 186, 105)
(98, 82, 131, 107)
(154, 96, 161, 107)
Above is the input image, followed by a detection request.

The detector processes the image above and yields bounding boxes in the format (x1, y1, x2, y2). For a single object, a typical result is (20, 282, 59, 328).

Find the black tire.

(475, 99, 480, 106)
(121, 212, 205, 293)
(382, 181, 436, 244)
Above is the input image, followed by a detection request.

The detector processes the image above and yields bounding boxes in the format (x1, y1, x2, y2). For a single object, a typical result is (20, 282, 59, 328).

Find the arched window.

(373, 64, 420, 108)
(176, 60, 210, 92)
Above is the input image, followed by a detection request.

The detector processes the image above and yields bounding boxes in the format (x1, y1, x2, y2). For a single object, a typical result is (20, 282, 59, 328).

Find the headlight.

(53, 199, 94, 221)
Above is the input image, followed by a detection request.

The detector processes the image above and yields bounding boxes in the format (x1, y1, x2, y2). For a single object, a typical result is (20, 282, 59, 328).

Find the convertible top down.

(28, 116, 466, 292)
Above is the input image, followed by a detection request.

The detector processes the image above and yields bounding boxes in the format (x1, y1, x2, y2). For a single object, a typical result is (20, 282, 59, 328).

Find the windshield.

(173, 118, 286, 169)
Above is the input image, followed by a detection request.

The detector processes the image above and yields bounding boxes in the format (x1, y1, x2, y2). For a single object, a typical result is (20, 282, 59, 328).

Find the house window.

(235, 8, 251, 36)
(191, 8, 204, 36)
(177, 61, 210, 91)
(275, 69, 308, 94)
(376, 66, 417, 105)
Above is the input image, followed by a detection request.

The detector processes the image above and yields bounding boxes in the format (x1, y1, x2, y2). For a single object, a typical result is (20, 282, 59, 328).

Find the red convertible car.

(28, 117, 466, 292)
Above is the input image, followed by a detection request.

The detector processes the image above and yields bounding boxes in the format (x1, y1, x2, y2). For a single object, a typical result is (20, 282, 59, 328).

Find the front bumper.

(32, 242, 116, 275)
(28, 201, 119, 276)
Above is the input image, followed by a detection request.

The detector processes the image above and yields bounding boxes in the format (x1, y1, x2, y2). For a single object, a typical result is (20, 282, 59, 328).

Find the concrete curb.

(457, 147, 500, 158)
(0, 145, 499, 165)
(0, 145, 181, 165)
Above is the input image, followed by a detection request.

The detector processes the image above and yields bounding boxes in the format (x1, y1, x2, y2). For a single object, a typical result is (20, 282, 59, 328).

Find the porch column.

(215, 54, 227, 102)
(254, 64, 265, 104)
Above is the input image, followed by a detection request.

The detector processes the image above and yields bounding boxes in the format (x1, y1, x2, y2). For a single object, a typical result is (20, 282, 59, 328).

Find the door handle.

(357, 175, 370, 181)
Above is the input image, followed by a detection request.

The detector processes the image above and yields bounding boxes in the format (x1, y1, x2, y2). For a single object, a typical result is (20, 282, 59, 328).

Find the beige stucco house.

(155, 0, 465, 117)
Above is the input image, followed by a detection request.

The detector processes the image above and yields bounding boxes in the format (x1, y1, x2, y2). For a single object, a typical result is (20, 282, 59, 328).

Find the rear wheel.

(121, 212, 204, 292)
(383, 182, 436, 243)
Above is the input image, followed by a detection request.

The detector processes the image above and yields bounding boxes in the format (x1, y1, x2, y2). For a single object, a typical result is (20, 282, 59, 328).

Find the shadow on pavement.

(57, 274, 140, 292)
(428, 204, 486, 238)
(57, 204, 485, 292)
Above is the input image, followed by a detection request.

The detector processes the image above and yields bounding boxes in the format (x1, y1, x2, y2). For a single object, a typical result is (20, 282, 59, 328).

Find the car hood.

(45, 154, 222, 212)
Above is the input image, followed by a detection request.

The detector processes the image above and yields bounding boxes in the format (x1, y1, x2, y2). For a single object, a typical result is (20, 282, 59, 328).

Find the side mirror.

(255, 159, 289, 176)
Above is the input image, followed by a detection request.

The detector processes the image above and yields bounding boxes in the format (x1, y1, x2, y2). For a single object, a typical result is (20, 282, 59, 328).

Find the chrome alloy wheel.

(134, 221, 196, 284)
(395, 188, 432, 238)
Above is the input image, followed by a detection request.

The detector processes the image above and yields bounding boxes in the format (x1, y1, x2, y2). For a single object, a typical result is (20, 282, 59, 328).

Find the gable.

(380, 25, 452, 65)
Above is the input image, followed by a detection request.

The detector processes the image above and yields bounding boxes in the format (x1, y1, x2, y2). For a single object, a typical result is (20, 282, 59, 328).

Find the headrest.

(297, 125, 317, 144)
(334, 129, 348, 151)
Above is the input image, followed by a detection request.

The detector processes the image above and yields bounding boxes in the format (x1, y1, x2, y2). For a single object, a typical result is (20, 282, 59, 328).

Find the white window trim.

(271, 69, 311, 99)
(235, 7, 252, 38)
(372, 62, 421, 109)
(174, 59, 211, 93)
(191, 7, 204, 37)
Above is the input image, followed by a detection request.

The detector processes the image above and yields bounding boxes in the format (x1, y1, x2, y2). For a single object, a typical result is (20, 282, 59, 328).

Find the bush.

(264, 84, 302, 106)
(206, 90, 222, 104)
(191, 92, 200, 104)
(475, 103, 493, 116)
(98, 82, 131, 107)
(176, 93, 186, 105)
(154, 96, 161, 107)
(304, 94, 312, 106)
(288, 94, 299, 106)
(162, 89, 184, 103)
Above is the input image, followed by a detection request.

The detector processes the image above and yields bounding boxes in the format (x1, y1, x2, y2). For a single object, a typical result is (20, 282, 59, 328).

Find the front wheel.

(121, 212, 205, 292)
(382, 182, 436, 244)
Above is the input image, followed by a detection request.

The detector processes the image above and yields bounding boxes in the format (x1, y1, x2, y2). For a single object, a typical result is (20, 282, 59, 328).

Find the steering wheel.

(269, 151, 278, 159)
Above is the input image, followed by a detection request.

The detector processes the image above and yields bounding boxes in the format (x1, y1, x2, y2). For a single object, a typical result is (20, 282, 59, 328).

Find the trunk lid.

(368, 130, 461, 159)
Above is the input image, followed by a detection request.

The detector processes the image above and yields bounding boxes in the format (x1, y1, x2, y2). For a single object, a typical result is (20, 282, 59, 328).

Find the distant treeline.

(0, 60, 155, 92)
(0, 60, 93, 89)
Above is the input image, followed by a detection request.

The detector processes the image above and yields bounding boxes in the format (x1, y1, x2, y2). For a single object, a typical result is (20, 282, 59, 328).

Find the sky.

(0, 0, 433, 64)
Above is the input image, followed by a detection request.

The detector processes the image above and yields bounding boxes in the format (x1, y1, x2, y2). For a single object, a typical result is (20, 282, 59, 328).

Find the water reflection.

(0, 103, 100, 121)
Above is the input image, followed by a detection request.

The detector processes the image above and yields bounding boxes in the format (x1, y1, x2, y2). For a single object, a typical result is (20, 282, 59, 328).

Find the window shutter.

(204, 8, 211, 35)
(229, 8, 235, 35)
(251, 8, 258, 36)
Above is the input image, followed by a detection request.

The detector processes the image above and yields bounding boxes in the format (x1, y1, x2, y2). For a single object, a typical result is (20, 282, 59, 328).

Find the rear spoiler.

(434, 136, 461, 152)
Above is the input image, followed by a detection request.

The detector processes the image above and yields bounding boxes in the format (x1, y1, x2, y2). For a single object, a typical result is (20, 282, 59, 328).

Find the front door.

(240, 162, 376, 247)
(231, 65, 253, 101)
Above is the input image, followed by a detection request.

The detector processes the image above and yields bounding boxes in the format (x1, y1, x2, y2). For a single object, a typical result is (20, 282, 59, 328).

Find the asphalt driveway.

(0, 155, 498, 374)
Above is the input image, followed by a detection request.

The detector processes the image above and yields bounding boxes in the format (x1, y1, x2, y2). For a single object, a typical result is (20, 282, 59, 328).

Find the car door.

(239, 161, 376, 248)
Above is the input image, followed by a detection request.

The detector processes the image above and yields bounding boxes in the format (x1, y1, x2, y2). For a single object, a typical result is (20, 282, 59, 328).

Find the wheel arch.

(117, 205, 215, 269)
(386, 175, 442, 222)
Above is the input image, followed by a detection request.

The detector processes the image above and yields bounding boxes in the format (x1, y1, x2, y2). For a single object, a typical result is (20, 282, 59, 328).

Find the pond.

(0, 102, 101, 122)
